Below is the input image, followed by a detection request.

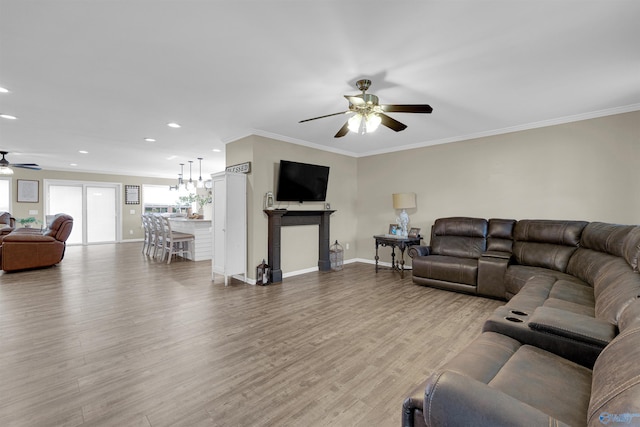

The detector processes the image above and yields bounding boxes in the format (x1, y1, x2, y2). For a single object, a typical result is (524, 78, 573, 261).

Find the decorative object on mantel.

(264, 191, 274, 210)
(393, 192, 416, 237)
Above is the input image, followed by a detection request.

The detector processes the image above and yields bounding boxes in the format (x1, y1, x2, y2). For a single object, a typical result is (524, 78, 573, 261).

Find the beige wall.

(5, 168, 174, 240)
(356, 110, 640, 263)
(5, 110, 637, 274)
(226, 135, 358, 279)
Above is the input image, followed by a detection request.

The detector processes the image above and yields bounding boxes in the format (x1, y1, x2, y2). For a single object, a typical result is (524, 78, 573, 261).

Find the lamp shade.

(392, 192, 416, 210)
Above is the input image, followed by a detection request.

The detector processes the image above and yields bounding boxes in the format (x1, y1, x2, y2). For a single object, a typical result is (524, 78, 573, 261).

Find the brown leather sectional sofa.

(0, 213, 74, 272)
(403, 217, 640, 427)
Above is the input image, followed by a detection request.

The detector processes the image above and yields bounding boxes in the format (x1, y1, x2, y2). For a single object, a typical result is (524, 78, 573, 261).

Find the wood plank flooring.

(0, 243, 502, 426)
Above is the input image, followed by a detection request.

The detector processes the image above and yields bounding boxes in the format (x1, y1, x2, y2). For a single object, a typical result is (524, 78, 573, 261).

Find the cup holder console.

(510, 310, 528, 316)
(504, 316, 524, 323)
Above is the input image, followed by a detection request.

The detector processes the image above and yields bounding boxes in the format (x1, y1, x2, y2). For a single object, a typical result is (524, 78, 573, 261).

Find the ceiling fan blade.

(381, 104, 433, 114)
(379, 113, 408, 132)
(344, 95, 365, 106)
(13, 164, 41, 170)
(334, 121, 350, 138)
(299, 111, 349, 123)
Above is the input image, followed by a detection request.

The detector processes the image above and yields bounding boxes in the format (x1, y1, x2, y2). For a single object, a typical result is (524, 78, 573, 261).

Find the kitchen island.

(168, 218, 212, 261)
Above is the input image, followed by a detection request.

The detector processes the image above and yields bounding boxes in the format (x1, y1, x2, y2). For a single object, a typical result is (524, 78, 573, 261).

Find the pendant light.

(197, 157, 204, 188)
(179, 163, 185, 188)
(187, 160, 194, 190)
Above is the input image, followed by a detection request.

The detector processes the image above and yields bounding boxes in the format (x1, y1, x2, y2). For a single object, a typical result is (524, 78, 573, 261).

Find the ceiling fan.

(0, 151, 41, 175)
(299, 79, 433, 138)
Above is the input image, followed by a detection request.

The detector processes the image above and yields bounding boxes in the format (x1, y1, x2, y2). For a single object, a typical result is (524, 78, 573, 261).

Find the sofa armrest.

(424, 370, 570, 427)
(477, 253, 511, 299)
(529, 306, 616, 347)
(3, 234, 55, 243)
(402, 380, 428, 427)
(408, 245, 431, 258)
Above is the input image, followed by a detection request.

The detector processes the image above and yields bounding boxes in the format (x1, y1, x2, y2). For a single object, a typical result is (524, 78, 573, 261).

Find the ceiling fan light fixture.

(0, 166, 14, 175)
(347, 114, 362, 133)
(348, 112, 381, 134)
(366, 113, 381, 132)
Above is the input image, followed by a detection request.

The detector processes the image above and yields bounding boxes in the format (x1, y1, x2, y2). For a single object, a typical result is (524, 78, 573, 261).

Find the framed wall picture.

(17, 179, 39, 203)
(125, 185, 140, 205)
(408, 227, 421, 238)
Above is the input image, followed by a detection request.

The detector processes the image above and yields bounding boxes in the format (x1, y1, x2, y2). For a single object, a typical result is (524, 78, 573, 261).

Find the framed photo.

(125, 185, 140, 205)
(388, 224, 399, 235)
(17, 179, 39, 203)
(408, 227, 421, 238)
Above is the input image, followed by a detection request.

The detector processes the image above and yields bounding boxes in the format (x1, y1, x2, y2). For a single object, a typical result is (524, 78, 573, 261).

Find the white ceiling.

(1, 0, 639, 179)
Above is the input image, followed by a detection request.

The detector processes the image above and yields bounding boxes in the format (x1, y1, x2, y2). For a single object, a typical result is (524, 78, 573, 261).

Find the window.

(0, 178, 11, 212)
(142, 184, 181, 213)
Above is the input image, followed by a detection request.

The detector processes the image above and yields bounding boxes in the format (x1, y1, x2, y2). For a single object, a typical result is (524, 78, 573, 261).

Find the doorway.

(44, 180, 121, 245)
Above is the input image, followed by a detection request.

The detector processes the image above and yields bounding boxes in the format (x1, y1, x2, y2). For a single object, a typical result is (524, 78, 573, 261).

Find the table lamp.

(392, 192, 416, 237)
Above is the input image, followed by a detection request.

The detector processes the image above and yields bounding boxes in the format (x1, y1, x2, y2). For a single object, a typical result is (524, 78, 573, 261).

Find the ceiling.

(1, 1, 639, 179)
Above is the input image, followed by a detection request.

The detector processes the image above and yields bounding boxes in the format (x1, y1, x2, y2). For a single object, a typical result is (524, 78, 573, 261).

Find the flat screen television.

(276, 160, 330, 202)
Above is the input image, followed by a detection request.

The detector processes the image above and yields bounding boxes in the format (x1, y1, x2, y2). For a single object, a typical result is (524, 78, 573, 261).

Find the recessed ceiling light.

(144, 137, 156, 142)
(70, 163, 78, 166)
(167, 122, 181, 128)
(0, 87, 9, 93)
(212, 148, 222, 152)
(79, 150, 89, 154)
(0, 114, 17, 120)
(167, 155, 177, 160)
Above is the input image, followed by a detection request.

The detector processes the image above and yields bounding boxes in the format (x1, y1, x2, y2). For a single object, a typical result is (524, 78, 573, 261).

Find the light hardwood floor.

(0, 243, 502, 426)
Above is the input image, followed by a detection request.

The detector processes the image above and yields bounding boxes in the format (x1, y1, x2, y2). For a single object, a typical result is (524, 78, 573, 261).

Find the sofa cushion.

(543, 297, 596, 317)
(514, 219, 587, 246)
(591, 259, 640, 324)
(430, 217, 487, 259)
(411, 255, 478, 286)
(423, 332, 592, 427)
(622, 226, 640, 272)
(548, 280, 595, 307)
(486, 218, 516, 252)
(488, 344, 592, 427)
(512, 220, 588, 273)
(504, 265, 584, 298)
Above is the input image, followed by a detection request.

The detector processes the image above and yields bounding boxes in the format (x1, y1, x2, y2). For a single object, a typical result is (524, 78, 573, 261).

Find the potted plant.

(178, 192, 212, 218)
(19, 216, 40, 228)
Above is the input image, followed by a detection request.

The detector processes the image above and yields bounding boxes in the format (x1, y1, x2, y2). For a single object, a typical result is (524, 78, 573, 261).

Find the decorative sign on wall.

(225, 162, 251, 174)
(125, 185, 140, 205)
(17, 179, 39, 203)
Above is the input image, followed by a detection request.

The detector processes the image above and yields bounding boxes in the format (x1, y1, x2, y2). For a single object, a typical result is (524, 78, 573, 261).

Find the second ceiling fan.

(299, 79, 433, 138)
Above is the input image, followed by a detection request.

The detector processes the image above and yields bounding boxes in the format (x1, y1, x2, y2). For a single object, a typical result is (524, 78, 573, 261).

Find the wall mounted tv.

(276, 160, 330, 203)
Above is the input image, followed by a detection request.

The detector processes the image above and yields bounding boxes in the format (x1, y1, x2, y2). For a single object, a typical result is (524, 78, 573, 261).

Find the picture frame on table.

(408, 227, 421, 238)
(388, 224, 399, 235)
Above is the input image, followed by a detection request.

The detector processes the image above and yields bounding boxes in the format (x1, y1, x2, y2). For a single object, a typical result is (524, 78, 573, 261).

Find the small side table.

(373, 234, 422, 278)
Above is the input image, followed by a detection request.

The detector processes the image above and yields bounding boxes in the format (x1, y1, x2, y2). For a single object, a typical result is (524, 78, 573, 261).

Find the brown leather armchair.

(0, 211, 16, 243)
(0, 213, 74, 272)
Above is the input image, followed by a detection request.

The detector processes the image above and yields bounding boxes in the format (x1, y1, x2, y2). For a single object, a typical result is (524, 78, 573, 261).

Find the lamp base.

(398, 209, 409, 237)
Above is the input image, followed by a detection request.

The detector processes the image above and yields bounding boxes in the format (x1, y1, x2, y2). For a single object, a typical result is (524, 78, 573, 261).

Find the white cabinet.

(211, 171, 247, 285)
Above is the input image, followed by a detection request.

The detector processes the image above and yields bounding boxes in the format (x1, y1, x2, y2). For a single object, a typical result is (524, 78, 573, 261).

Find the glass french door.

(45, 180, 121, 245)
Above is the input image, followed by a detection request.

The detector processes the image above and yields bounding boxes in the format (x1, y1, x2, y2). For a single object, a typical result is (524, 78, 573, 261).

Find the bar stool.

(161, 216, 195, 264)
